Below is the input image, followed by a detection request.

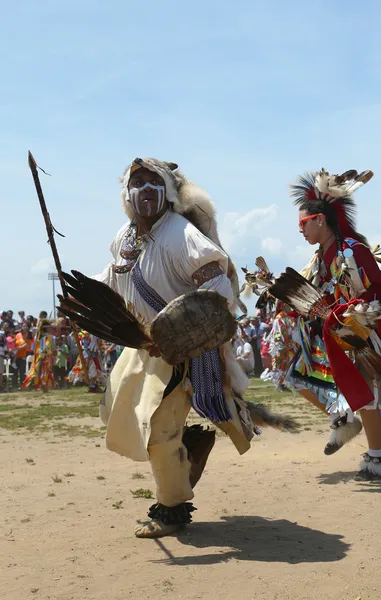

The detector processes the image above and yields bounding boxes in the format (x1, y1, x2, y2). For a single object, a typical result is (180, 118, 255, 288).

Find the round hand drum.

(151, 289, 237, 365)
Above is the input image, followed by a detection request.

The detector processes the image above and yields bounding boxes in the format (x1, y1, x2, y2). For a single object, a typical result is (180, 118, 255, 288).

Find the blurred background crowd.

(0, 307, 275, 393)
(0, 309, 123, 393)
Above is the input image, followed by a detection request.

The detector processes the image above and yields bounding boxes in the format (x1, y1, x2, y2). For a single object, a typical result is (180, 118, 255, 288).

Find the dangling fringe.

(190, 349, 232, 423)
(298, 317, 314, 376)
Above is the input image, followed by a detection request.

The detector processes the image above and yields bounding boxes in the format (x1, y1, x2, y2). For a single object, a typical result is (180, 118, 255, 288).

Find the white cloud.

(261, 237, 283, 255)
(287, 244, 315, 268)
(220, 204, 279, 255)
(30, 257, 55, 275)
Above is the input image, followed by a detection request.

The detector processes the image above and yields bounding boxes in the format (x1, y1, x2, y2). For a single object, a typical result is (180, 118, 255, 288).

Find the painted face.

(298, 210, 323, 245)
(128, 168, 166, 218)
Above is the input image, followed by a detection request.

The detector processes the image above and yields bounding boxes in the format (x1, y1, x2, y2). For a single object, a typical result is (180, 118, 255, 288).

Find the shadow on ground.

(317, 471, 358, 485)
(151, 515, 350, 566)
(317, 471, 381, 492)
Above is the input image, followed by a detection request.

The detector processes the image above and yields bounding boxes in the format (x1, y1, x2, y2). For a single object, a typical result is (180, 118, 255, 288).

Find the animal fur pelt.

(244, 401, 299, 432)
(182, 424, 216, 488)
(120, 157, 247, 314)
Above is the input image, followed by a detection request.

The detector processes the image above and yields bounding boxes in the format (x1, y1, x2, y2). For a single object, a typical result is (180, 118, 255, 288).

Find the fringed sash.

(131, 262, 232, 423)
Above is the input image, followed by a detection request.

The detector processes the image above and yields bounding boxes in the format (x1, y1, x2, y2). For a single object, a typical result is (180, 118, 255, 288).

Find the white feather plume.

(314, 169, 374, 199)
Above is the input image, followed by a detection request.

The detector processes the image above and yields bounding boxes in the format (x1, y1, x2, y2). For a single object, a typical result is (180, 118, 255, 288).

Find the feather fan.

(57, 271, 153, 350)
(268, 267, 330, 318)
(255, 256, 271, 274)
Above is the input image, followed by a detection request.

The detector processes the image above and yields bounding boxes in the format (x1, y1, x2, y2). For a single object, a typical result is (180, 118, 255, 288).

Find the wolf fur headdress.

(120, 157, 246, 313)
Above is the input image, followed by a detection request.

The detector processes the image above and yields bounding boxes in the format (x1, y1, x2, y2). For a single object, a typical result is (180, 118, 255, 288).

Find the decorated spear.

(28, 151, 89, 384)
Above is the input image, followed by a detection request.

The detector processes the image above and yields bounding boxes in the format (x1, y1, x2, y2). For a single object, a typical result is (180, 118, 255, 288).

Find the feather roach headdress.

(290, 169, 373, 246)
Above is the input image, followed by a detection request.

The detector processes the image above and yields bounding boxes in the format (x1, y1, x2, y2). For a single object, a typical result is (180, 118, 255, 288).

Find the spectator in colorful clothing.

(18, 311, 26, 327)
(0, 327, 7, 391)
(249, 315, 270, 377)
(14, 323, 34, 388)
(54, 335, 69, 388)
(235, 332, 255, 375)
(4, 310, 17, 329)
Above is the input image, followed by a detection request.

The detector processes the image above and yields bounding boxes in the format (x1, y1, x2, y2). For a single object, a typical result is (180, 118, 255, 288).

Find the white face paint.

(129, 182, 165, 216)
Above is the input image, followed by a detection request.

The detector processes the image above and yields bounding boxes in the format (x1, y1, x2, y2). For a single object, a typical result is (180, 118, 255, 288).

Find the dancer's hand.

(148, 343, 161, 358)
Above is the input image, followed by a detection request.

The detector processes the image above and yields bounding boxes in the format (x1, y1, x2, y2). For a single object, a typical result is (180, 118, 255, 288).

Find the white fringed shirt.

(94, 211, 234, 323)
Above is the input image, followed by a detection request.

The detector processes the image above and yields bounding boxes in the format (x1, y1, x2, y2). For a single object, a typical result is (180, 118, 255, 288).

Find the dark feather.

(58, 271, 152, 349)
(71, 270, 127, 312)
(58, 295, 127, 335)
(356, 347, 381, 380)
(335, 169, 358, 184)
(268, 267, 328, 317)
(61, 271, 134, 324)
(57, 306, 130, 346)
(61, 271, 83, 290)
(338, 335, 367, 349)
(289, 172, 317, 205)
(245, 401, 299, 432)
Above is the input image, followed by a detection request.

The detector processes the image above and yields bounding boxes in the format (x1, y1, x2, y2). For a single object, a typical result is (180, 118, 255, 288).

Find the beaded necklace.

(112, 221, 150, 274)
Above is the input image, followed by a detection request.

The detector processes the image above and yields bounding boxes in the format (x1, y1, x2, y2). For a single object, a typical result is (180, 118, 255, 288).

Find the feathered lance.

(27, 151, 89, 384)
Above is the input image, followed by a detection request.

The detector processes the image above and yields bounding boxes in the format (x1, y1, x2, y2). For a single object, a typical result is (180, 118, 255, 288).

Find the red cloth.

(323, 239, 381, 336)
(319, 239, 381, 409)
(322, 300, 374, 411)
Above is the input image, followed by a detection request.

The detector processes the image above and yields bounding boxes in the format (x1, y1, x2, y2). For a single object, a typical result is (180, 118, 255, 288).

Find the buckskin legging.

(148, 386, 194, 507)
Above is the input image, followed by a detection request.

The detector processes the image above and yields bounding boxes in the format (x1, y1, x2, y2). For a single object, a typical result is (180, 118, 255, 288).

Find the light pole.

(48, 273, 59, 319)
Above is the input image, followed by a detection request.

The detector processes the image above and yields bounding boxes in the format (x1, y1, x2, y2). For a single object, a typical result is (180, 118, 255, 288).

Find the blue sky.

(1, 0, 381, 315)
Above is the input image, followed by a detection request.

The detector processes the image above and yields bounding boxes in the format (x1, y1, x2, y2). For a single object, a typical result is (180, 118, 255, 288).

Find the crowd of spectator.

(0, 309, 121, 392)
(233, 312, 272, 377)
(0, 307, 276, 392)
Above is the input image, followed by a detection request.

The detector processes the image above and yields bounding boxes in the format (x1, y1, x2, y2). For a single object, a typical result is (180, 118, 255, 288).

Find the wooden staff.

(28, 151, 89, 384)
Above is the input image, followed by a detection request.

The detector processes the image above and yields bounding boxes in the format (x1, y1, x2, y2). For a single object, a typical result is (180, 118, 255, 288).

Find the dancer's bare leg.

(355, 408, 381, 481)
(298, 389, 328, 414)
(360, 409, 381, 449)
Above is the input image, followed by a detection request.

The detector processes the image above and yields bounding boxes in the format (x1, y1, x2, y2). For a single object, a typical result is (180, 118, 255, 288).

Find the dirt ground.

(1, 387, 380, 600)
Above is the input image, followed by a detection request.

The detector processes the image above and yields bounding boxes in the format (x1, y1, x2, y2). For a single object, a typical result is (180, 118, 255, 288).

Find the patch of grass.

(0, 403, 34, 412)
(51, 474, 62, 483)
(130, 488, 154, 499)
(132, 472, 145, 480)
(47, 492, 56, 497)
(64, 472, 75, 477)
(96, 475, 106, 481)
(112, 500, 123, 509)
(51, 423, 103, 438)
(21, 517, 31, 523)
(0, 402, 99, 433)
